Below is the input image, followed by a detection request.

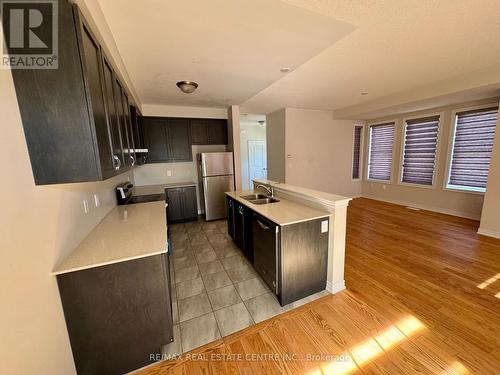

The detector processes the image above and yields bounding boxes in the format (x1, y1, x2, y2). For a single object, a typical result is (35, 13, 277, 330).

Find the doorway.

(239, 114, 267, 190)
(248, 140, 267, 183)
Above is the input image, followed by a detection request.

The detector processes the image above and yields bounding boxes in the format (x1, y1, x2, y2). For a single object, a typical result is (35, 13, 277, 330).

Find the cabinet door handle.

(130, 155, 135, 166)
(113, 155, 121, 170)
(256, 219, 269, 230)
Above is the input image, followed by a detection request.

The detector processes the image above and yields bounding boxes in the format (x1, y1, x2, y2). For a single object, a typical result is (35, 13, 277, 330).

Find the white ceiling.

(97, 0, 354, 108)
(98, 0, 500, 118)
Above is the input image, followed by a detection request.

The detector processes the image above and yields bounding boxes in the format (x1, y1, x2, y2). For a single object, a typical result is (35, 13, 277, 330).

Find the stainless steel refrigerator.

(198, 152, 235, 221)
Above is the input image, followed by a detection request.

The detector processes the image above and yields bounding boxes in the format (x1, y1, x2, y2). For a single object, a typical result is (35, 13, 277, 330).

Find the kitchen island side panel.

(280, 218, 329, 305)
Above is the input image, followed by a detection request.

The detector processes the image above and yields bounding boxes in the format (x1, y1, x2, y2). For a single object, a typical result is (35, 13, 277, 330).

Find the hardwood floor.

(138, 198, 500, 374)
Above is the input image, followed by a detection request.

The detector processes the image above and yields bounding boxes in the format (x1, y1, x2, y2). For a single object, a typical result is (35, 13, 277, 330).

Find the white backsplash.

(133, 145, 227, 186)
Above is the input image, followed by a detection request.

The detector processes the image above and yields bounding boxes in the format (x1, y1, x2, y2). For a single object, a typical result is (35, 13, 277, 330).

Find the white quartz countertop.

(226, 190, 330, 226)
(133, 181, 196, 196)
(53, 201, 167, 275)
(253, 179, 351, 208)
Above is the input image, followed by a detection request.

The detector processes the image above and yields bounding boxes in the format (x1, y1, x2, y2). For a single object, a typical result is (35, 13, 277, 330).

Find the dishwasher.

(252, 213, 280, 294)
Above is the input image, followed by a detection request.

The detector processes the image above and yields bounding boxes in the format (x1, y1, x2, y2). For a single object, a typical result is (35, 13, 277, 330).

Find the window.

(352, 125, 363, 180)
(368, 122, 395, 181)
(447, 107, 498, 192)
(401, 116, 440, 186)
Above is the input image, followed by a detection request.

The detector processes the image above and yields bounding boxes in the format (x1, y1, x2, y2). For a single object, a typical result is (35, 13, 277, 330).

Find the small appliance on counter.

(197, 152, 235, 220)
(115, 182, 165, 205)
(116, 182, 134, 205)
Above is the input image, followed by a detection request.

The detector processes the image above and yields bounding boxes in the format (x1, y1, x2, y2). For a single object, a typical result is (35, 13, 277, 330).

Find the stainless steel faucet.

(256, 184, 274, 197)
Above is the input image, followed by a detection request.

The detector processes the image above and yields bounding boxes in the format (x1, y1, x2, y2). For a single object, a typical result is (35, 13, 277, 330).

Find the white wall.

(76, 0, 141, 107)
(360, 98, 498, 220)
(284, 108, 362, 198)
(266, 109, 286, 183)
(227, 105, 242, 190)
(0, 68, 134, 375)
(479, 98, 500, 237)
(240, 122, 267, 190)
(141, 104, 227, 119)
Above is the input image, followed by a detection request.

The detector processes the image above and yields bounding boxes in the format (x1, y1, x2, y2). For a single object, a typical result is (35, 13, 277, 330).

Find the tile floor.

(162, 218, 330, 357)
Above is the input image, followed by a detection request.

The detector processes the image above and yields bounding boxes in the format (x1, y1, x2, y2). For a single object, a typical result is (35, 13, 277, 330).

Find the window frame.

(351, 123, 365, 182)
(366, 120, 397, 183)
(444, 103, 499, 195)
(398, 112, 443, 190)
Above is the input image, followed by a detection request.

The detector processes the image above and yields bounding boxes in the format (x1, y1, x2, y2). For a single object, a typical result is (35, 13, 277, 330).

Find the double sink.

(240, 193, 280, 205)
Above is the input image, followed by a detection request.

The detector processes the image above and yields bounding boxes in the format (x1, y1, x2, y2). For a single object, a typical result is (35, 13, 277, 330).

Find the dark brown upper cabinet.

(141, 117, 192, 163)
(130, 106, 146, 165)
(4, 0, 135, 184)
(167, 118, 191, 161)
(190, 119, 228, 145)
(141, 118, 169, 163)
(101, 53, 125, 171)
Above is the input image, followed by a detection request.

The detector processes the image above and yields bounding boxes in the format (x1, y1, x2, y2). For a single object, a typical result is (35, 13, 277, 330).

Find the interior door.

(248, 140, 267, 185)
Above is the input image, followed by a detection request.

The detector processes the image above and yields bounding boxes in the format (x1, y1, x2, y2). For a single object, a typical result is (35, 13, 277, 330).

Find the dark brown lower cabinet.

(166, 186, 198, 223)
(57, 254, 173, 375)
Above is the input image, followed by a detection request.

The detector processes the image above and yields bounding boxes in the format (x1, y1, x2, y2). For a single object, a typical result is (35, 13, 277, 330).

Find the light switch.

(321, 220, 328, 233)
(167, 170, 172, 177)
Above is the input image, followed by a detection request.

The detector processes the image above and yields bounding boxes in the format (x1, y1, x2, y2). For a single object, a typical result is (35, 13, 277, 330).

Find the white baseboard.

(477, 227, 500, 239)
(326, 280, 346, 294)
(361, 194, 481, 220)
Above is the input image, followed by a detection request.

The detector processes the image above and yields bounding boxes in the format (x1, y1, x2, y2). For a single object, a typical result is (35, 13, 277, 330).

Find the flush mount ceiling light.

(176, 81, 198, 94)
(361, 92, 368, 96)
(280, 67, 291, 73)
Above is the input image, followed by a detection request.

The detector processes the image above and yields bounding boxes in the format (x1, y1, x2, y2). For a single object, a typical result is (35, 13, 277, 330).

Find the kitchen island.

(226, 190, 332, 306)
(229, 180, 351, 303)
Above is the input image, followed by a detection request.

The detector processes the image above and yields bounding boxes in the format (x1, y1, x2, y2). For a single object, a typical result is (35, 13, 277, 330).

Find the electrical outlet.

(127, 176, 131, 182)
(167, 170, 172, 177)
(382, 184, 387, 190)
(93, 193, 100, 207)
(83, 199, 89, 214)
